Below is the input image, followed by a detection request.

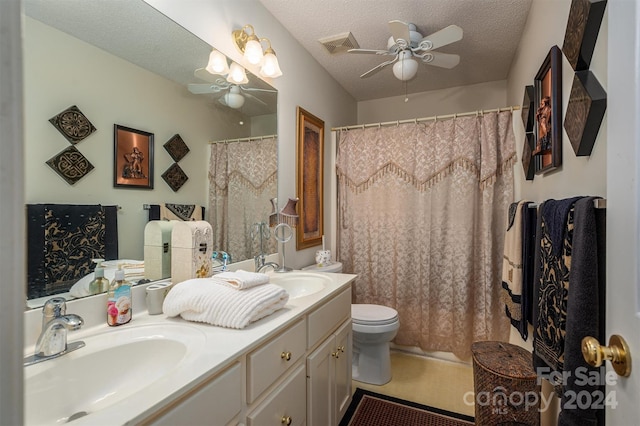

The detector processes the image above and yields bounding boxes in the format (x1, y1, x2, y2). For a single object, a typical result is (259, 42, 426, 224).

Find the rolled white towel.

(162, 278, 289, 329)
(215, 270, 270, 290)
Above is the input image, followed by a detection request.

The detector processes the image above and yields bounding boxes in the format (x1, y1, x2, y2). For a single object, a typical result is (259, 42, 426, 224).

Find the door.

(307, 335, 334, 426)
(606, 0, 640, 423)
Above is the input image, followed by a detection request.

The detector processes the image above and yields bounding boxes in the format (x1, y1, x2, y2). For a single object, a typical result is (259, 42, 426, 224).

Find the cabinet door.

(306, 334, 334, 426)
(149, 362, 241, 426)
(334, 320, 352, 424)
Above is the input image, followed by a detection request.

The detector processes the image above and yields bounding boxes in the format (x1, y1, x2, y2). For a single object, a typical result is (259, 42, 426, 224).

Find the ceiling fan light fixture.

(224, 87, 245, 109)
(226, 62, 249, 85)
(260, 46, 283, 78)
(205, 49, 230, 75)
(392, 56, 418, 81)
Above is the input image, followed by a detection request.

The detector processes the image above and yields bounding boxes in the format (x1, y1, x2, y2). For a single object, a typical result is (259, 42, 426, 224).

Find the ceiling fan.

(188, 68, 276, 109)
(348, 20, 463, 81)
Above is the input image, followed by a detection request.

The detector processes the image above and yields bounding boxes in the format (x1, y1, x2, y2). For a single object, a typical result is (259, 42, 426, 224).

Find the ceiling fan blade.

(240, 86, 277, 93)
(187, 83, 218, 94)
(418, 25, 463, 51)
(243, 92, 268, 107)
(388, 20, 411, 46)
(348, 48, 394, 56)
(422, 51, 460, 69)
(194, 67, 221, 83)
(360, 56, 398, 78)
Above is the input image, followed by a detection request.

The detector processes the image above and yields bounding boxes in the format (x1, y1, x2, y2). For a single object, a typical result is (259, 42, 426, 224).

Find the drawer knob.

(281, 415, 292, 425)
(280, 351, 292, 361)
(338, 345, 345, 353)
(331, 351, 339, 359)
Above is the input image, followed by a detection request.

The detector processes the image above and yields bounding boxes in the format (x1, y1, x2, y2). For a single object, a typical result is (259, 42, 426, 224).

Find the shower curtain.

(336, 111, 515, 359)
(209, 137, 278, 262)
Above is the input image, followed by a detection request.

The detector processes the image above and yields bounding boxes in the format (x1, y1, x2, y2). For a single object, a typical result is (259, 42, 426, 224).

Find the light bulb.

(226, 62, 248, 84)
(244, 36, 264, 65)
(260, 50, 283, 78)
(205, 50, 229, 75)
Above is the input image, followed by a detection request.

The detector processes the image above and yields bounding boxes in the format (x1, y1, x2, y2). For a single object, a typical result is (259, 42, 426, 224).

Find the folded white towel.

(215, 270, 270, 290)
(162, 278, 289, 329)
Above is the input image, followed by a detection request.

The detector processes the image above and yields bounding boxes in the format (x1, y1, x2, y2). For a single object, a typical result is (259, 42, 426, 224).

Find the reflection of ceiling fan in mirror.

(189, 68, 277, 109)
(348, 20, 463, 81)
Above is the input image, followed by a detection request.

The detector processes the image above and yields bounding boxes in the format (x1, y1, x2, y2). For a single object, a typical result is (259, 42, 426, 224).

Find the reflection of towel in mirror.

(148, 204, 203, 221)
(162, 278, 289, 329)
(216, 270, 270, 290)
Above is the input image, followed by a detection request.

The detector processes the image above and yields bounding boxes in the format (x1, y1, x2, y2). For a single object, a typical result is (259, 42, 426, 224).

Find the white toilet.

(302, 261, 400, 385)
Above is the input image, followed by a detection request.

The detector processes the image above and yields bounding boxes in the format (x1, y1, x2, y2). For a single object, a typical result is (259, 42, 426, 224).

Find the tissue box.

(171, 220, 213, 284)
(144, 220, 175, 281)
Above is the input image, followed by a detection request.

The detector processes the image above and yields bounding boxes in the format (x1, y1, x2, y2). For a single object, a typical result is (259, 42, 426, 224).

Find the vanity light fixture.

(205, 49, 230, 75)
(259, 39, 283, 78)
(226, 62, 249, 85)
(232, 24, 283, 78)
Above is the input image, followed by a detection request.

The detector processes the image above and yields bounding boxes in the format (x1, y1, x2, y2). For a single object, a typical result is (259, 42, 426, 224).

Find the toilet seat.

(352, 304, 399, 326)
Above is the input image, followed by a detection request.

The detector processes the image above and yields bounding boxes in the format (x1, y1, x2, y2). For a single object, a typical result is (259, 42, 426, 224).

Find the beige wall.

(357, 80, 508, 124)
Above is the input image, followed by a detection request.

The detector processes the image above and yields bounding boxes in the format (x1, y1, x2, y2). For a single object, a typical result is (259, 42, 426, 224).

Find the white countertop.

(23, 271, 356, 426)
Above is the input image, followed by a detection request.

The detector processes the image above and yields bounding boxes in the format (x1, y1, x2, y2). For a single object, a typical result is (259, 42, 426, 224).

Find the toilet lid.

(352, 304, 399, 326)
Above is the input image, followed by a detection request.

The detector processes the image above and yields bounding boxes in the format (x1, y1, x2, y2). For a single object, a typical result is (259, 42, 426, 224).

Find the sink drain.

(66, 411, 89, 422)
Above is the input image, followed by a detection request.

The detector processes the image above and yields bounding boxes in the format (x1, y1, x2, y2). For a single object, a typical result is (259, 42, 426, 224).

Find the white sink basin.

(24, 323, 206, 425)
(270, 272, 332, 299)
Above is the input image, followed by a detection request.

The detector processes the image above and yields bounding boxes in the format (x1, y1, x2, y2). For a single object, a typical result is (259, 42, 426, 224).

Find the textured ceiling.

(259, 0, 533, 101)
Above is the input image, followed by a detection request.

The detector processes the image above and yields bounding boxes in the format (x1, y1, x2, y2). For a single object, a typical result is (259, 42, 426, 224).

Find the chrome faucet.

(212, 251, 231, 273)
(256, 261, 280, 273)
(24, 297, 85, 366)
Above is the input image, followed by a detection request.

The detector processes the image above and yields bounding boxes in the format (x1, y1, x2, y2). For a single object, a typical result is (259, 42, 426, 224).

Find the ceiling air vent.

(319, 32, 359, 54)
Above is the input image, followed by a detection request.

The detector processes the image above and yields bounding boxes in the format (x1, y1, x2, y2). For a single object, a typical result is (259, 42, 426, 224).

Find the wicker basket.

(471, 341, 541, 426)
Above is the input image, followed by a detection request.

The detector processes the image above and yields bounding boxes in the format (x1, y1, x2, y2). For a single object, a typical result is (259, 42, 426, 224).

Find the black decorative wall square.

(521, 85, 535, 133)
(562, 0, 607, 71)
(564, 70, 607, 156)
(49, 105, 97, 144)
(163, 134, 190, 162)
(162, 163, 188, 192)
(46, 146, 95, 185)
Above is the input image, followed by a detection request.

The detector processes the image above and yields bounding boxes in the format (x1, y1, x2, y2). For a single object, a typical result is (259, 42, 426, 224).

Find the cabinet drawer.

(247, 364, 306, 426)
(149, 362, 241, 425)
(307, 288, 351, 348)
(247, 318, 306, 403)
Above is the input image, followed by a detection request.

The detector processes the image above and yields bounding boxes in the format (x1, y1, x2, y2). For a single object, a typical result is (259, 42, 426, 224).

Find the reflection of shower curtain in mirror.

(209, 137, 278, 262)
(336, 112, 515, 359)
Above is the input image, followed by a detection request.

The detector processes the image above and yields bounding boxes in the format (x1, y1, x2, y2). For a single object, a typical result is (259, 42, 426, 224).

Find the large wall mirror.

(23, 0, 278, 307)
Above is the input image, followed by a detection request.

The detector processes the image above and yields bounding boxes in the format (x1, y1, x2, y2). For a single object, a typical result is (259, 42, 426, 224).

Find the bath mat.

(339, 388, 474, 426)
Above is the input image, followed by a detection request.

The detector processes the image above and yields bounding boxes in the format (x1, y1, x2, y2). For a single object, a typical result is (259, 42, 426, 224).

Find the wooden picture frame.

(533, 45, 562, 175)
(296, 107, 324, 250)
(113, 124, 154, 189)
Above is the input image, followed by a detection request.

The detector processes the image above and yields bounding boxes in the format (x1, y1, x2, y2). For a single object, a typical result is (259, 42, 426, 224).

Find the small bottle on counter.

(89, 260, 109, 295)
(107, 266, 132, 326)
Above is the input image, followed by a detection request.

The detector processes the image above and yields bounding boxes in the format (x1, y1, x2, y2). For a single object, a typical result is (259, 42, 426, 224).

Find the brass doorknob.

(582, 335, 632, 377)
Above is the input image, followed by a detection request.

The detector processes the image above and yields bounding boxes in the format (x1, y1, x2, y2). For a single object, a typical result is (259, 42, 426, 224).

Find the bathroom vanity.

(23, 271, 355, 426)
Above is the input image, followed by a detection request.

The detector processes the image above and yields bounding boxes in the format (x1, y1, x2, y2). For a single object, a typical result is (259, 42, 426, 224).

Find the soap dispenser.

(89, 259, 109, 295)
(107, 265, 132, 326)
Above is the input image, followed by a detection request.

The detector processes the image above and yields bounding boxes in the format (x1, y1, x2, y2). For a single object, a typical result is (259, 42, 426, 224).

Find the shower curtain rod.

(209, 134, 277, 144)
(331, 105, 521, 132)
